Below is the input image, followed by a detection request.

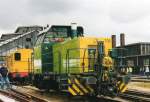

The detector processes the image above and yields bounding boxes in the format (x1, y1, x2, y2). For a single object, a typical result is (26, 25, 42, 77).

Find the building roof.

(117, 42, 150, 47)
(0, 39, 5, 42)
(0, 33, 22, 40)
(15, 25, 44, 33)
(1, 33, 21, 36)
(0, 30, 37, 46)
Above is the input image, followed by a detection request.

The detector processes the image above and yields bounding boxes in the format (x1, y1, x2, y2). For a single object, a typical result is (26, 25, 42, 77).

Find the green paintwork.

(53, 38, 81, 74)
(34, 43, 55, 73)
(34, 45, 42, 73)
(41, 43, 54, 73)
(34, 38, 86, 74)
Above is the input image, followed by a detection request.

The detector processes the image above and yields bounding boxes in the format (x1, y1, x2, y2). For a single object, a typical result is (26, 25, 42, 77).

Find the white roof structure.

(0, 30, 35, 46)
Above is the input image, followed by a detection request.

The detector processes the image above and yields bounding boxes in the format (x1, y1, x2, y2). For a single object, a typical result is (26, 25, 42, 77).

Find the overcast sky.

(0, 0, 150, 44)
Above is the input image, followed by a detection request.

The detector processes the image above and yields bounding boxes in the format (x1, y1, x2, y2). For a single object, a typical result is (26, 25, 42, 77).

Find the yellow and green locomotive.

(33, 24, 129, 96)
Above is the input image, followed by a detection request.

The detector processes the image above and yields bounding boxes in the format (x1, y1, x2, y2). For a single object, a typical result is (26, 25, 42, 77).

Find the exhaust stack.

(71, 23, 77, 38)
(120, 33, 125, 47)
(112, 35, 116, 48)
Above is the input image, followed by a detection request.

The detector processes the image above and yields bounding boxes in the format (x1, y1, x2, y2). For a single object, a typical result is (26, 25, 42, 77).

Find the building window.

(149, 45, 150, 54)
(146, 45, 149, 54)
(144, 58, 149, 66)
(142, 45, 145, 55)
(127, 60, 134, 66)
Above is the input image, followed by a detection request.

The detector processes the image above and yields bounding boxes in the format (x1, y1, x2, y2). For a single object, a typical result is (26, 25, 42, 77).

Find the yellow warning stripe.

(68, 77, 94, 95)
(74, 78, 89, 93)
(68, 79, 71, 84)
(121, 85, 127, 93)
(68, 79, 78, 95)
(85, 84, 94, 92)
(68, 78, 85, 95)
(72, 84, 84, 95)
(119, 82, 124, 90)
(68, 87, 77, 96)
(118, 81, 128, 93)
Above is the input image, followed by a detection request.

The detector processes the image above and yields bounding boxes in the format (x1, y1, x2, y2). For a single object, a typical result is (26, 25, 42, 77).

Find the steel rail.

(119, 89, 150, 102)
(0, 89, 48, 102)
(126, 89, 150, 98)
(11, 88, 48, 102)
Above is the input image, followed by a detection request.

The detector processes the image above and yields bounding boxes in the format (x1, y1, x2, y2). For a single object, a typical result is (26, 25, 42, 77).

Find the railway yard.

(2, 0, 150, 101)
(0, 24, 150, 102)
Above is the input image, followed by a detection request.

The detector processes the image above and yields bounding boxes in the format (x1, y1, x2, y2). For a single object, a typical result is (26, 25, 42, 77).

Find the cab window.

(14, 53, 21, 61)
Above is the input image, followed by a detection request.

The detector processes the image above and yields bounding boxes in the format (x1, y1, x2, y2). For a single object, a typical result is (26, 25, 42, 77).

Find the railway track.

(20, 86, 122, 102)
(0, 88, 49, 102)
(13, 86, 122, 102)
(119, 89, 150, 102)
(0, 85, 124, 102)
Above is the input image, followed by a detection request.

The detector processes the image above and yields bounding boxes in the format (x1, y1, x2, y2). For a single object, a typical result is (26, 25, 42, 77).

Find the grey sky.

(0, 0, 150, 44)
